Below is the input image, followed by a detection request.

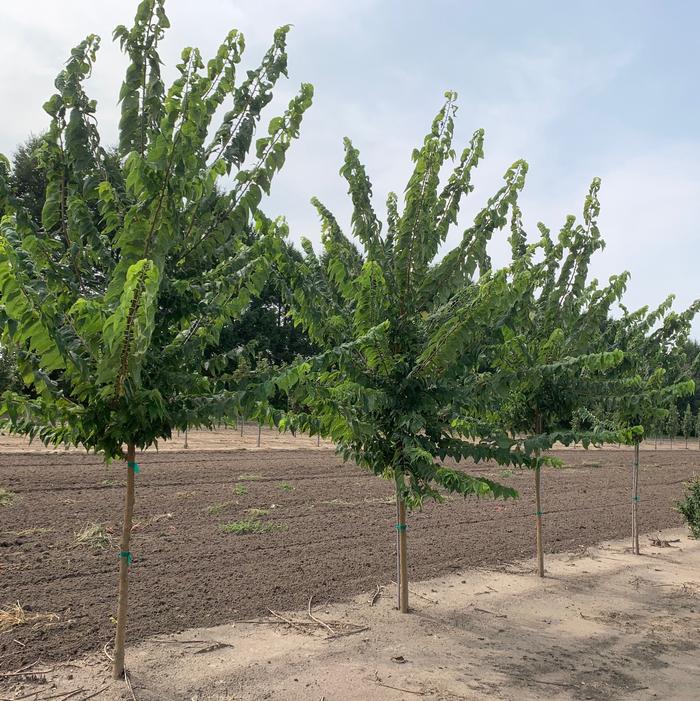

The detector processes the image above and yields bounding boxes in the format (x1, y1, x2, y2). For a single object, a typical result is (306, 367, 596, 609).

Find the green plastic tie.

(535, 511, 545, 517)
(395, 523, 407, 531)
(128, 461, 140, 474)
(632, 496, 640, 502)
(119, 551, 133, 566)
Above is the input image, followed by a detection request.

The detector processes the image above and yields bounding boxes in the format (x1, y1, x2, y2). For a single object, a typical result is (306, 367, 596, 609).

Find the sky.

(0, 0, 698, 336)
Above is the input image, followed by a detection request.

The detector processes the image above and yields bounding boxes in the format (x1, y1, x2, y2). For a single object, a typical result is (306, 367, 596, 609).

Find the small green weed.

(220, 520, 284, 535)
(279, 483, 295, 492)
(207, 501, 234, 516)
(500, 470, 513, 478)
(238, 473, 262, 481)
(232, 484, 248, 496)
(0, 488, 16, 507)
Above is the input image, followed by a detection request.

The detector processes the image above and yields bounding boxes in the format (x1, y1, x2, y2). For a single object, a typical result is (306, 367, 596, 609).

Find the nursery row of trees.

(0, 0, 697, 682)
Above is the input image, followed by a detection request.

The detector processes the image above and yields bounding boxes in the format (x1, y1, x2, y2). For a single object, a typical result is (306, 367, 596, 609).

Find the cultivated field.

(1, 433, 697, 682)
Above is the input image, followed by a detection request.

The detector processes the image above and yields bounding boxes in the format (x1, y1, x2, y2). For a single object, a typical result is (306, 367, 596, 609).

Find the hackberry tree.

(0, 0, 311, 678)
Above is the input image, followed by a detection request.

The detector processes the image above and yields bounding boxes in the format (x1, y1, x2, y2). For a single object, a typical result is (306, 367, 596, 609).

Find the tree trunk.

(395, 487, 408, 613)
(113, 443, 136, 679)
(534, 412, 544, 578)
(632, 441, 640, 555)
(184, 429, 188, 449)
(257, 423, 262, 447)
(535, 466, 544, 577)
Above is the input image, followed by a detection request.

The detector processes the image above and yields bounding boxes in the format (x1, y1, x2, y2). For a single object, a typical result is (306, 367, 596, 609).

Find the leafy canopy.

(492, 179, 633, 450)
(275, 93, 536, 506)
(0, 0, 312, 458)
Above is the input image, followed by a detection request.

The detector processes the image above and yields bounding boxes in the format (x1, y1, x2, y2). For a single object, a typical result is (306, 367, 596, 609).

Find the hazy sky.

(1, 1, 698, 336)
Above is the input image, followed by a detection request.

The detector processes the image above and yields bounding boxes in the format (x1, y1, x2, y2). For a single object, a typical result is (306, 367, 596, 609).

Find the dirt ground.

(0, 442, 698, 678)
(3, 528, 699, 700)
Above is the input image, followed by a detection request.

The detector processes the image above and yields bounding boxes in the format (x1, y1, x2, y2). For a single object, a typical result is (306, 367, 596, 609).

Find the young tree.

(667, 404, 680, 448)
(0, 0, 311, 679)
(601, 297, 698, 552)
(682, 403, 693, 448)
(493, 180, 629, 576)
(696, 410, 700, 450)
(274, 94, 533, 612)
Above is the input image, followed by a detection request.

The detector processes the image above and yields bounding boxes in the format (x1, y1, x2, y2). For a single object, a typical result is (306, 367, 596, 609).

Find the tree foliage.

(0, 0, 313, 458)
(274, 93, 536, 508)
(598, 295, 699, 439)
(493, 178, 631, 449)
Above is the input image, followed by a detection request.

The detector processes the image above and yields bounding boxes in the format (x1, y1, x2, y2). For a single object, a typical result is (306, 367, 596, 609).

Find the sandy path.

(4, 527, 698, 700)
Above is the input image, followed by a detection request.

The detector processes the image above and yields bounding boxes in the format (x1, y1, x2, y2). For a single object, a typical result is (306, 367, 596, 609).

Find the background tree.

(682, 403, 693, 448)
(0, 0, 311, 679)
(599, 296, 698, 552)
(0, 344, 21, 395)
(274, 93, 548, 613)
(493, 180, 629, 577)
(667, 404, 680, 448)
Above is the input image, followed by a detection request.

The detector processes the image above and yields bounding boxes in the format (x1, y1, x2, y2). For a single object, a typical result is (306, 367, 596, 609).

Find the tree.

(601, 297, 698, 552)
(493, 179, 629, 576)
(0, 344, 21, 395)
(7, 135, 47, 223)
(274, 93, 546, 613)
(0, 0, 311, 679)
(682, 403, 693, 448)
(667, 404, 680, 448)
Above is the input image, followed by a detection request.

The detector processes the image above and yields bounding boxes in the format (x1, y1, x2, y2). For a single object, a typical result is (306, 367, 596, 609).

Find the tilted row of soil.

(0, 448, 696, 671)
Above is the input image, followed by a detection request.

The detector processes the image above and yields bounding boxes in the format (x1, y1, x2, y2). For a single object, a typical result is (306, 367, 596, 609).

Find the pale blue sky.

(1, 1, 698, 335)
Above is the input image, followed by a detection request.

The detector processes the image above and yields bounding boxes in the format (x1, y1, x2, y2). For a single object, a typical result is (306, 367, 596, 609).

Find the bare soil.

(3, 528, 699, 700)
(0, 445, 697, 676)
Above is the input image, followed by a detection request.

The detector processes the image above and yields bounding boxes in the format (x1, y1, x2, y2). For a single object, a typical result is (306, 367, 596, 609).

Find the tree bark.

(534, 412, 544, 578)
(113, 443, 136, 679)
(395, 486, 408, 613)
(535, 466, 544, 577)
(632, 440, 640, 555)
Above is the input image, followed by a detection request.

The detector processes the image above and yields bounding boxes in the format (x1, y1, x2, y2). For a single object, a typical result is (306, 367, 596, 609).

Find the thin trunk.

(240, 419, 244, 438)
(184, 429, 188, 449)
(654, 434, 657, 450)
(316, 433, 320, 447)
(395, 485, 408, 613)
(534, 412, 544, 578)
(535, 466, 544, 577)
(113, 443, 136, 679)
(632, 441, 640, 555)
(257, 423, 262, 448)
